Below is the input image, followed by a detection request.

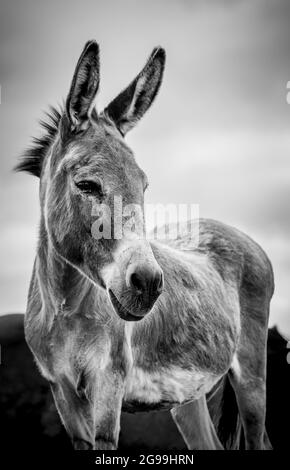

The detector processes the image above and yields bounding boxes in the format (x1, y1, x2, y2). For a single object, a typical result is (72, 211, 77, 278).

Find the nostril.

(130, 272, 145, 293)
(129, 267, 164, 298)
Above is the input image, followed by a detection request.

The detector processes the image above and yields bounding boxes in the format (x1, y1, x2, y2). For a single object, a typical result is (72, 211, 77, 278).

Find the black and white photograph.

(0, 0, 289, 459)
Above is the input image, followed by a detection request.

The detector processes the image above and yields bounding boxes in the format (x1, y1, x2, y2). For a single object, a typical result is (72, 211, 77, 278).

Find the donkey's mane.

(15, 106, 62, 177)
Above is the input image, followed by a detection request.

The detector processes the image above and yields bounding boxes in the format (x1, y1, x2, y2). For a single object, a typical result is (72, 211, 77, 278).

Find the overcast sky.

(0, 0, 290, 334)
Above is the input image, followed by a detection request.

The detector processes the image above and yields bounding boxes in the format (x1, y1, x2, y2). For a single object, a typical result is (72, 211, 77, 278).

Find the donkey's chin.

(108, 289, 147, 322)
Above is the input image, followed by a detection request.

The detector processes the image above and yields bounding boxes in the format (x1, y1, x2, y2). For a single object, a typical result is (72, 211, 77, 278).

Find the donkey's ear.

(104, 47, 165, 135)
(66, 40, 100, 132)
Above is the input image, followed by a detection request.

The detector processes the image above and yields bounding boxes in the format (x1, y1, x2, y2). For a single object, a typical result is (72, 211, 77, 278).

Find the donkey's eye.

(75, 180, 103, 196)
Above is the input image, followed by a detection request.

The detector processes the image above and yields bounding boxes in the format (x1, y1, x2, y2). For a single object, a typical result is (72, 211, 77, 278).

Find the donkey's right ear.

(66, 40, 100, 132)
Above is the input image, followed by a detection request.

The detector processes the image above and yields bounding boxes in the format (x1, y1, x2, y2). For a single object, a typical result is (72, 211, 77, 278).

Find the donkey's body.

(18, 41, 274, 449)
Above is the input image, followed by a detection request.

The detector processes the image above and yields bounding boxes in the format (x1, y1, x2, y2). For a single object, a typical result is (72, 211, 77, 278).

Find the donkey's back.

(160, 218, 274, 298)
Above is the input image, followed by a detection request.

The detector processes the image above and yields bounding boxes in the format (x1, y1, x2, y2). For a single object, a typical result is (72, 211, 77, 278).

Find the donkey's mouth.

(108, 290, 144, 322)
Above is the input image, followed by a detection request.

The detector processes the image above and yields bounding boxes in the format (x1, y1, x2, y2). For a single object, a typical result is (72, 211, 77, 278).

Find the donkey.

(17, 40, 274, 450)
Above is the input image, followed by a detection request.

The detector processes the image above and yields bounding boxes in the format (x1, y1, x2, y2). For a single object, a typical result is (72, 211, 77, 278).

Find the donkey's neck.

(36, 219, 94, 319)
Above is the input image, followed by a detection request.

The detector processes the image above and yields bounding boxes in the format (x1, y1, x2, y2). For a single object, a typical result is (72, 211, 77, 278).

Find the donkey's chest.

(123, 365, 220, 412)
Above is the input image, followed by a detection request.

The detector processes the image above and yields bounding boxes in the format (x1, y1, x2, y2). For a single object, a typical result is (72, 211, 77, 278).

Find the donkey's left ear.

(66, 40, 100, 132)
(104, 47, 166, 135)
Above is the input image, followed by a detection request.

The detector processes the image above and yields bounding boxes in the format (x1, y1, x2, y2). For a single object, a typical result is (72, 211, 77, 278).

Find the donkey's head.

(19, 41, 165, 321)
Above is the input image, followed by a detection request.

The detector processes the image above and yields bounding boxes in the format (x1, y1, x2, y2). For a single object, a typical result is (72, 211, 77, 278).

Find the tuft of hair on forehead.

(15, 106, 62, 177)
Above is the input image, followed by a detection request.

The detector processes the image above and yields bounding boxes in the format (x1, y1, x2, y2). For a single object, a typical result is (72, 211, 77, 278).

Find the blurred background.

(0, 0, 290, 335)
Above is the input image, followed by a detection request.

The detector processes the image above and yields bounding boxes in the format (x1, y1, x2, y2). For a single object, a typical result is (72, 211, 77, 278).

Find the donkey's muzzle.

(108, 263, 163, 322)
(106, 241, 164, 321)
(127, 263, 164, 303)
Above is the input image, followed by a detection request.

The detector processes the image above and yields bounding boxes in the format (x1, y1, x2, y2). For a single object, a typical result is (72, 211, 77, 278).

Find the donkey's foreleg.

(93, 370, 124, 450)
(50, 378, 96, 449)
(50, 370, 124, 450)
(171, 395, 224, 450)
